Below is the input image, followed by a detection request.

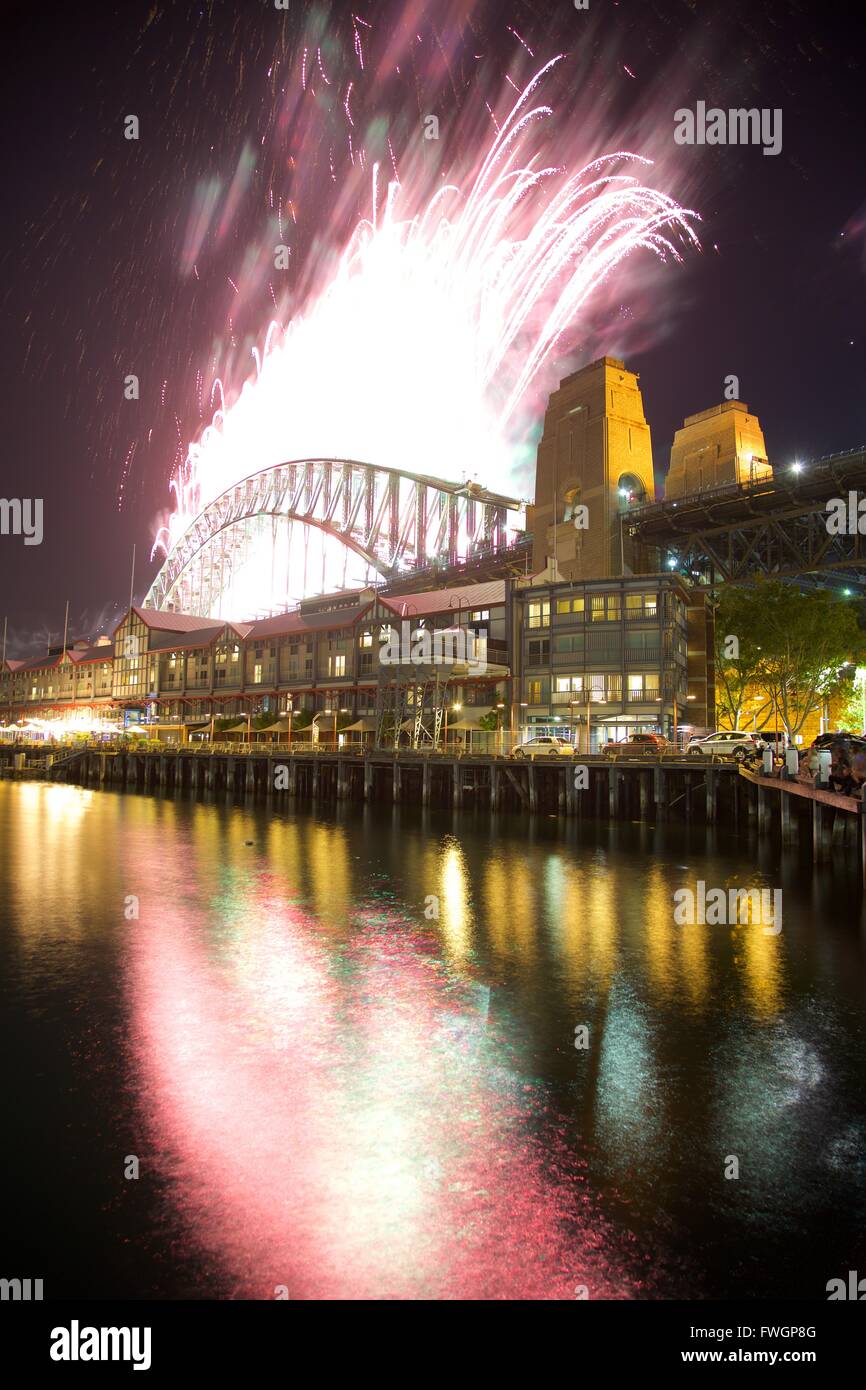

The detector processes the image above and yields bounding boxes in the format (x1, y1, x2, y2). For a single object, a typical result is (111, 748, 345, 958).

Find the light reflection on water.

(2, 781, 866, 1299)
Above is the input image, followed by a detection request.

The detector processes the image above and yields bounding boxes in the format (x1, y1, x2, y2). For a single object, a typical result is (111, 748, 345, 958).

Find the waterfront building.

(1, 638, 115, 730)
(510, 569, 713, 749)
(0, 581, 511, 743)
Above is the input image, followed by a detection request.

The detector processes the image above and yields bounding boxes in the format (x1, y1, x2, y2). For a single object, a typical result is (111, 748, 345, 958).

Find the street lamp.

(445, 700, 461, 749)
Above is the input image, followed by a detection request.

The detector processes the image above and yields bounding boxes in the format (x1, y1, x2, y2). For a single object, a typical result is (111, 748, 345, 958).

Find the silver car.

(511, 736, 574, 758)
(686, 730, 767, 761)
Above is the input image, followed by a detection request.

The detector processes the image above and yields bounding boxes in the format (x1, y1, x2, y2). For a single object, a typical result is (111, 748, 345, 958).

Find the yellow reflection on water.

(482, 853, 538, 964)
(3, 783, 104, 945)
(304, 822, 353, 928)
(732, 919, 784, 1017)
(438, 839, 473, 966)
(547, 854, 619, 987)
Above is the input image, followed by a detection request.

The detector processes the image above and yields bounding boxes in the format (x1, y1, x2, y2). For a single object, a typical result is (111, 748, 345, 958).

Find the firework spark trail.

(154, 59, 698, 563)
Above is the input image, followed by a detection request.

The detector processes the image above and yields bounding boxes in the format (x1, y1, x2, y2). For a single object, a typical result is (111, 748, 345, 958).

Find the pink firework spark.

(154, 58, 699, 571)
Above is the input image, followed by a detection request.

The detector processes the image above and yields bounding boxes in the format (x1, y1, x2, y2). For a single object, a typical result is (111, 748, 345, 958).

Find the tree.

(716, 580, 865, 739)
(713, 586, 771, 729)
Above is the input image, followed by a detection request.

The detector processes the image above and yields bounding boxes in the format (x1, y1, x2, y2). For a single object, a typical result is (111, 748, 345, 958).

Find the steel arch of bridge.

(146, 458, 522, 615)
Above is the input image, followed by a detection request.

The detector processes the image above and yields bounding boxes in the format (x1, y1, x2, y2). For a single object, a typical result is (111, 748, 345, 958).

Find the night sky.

(1, 0, 864, 653)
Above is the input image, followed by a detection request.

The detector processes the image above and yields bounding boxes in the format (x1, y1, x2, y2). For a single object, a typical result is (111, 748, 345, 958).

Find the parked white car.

(511, 736, 574, 758)
(686, 730, 768, 761)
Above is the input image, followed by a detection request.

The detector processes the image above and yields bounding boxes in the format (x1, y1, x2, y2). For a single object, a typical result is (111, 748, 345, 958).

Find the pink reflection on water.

(127, 891, 639, 1299)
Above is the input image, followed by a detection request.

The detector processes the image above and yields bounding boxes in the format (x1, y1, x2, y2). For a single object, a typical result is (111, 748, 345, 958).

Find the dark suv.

(604, 732, 669, 755)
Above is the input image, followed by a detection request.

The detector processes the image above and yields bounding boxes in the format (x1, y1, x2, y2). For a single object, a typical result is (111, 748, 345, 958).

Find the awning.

(448, 707, 493, 731)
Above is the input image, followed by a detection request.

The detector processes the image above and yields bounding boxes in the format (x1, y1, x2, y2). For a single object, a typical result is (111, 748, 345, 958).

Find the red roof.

(380, 580, 505, 619)
(68, 646, 114, 664)
(112, 606, 229, 636)
(6, 654, 61, 674)
(246, 604, 373, 638)
(147, 623, 251, 653)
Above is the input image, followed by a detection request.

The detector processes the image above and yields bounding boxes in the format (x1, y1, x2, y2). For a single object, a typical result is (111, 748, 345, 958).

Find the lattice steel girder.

(146, 458, 522, 612)
(659, 508, 866, 583)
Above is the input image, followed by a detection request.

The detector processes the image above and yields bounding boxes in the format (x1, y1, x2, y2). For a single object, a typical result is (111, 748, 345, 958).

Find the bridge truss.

(624, 447, 866, 590)
(146, 458, 523, 617)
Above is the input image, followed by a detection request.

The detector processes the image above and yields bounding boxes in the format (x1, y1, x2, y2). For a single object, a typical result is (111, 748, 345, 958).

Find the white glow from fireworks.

(154, 59, 698, 613)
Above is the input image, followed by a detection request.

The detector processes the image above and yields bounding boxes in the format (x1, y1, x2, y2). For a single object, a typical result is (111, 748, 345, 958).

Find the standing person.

(849, 744, 866, 796)
(829, 739, 854, 796)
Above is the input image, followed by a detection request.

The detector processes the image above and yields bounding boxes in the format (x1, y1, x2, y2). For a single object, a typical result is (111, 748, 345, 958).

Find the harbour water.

(2, 779, 865, 1299)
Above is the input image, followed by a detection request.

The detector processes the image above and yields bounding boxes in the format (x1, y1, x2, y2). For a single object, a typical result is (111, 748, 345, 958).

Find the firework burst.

(156, 54, 698, 565)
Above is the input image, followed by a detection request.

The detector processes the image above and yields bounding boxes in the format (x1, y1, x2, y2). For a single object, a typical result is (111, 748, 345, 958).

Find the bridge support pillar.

(363, 759, 372, 802)
(608, 765, 617, 819)
(393, 761, 401, 803)
(654, 765, 664, 820)
(422, 760, 431, 806)
(452, 762, 461, 808)
(527, 763, 537, 814)
(706, 769, 716, 824)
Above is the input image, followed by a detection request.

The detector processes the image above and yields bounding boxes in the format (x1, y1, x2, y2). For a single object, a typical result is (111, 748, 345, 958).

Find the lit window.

(528, 601, 550, 629)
